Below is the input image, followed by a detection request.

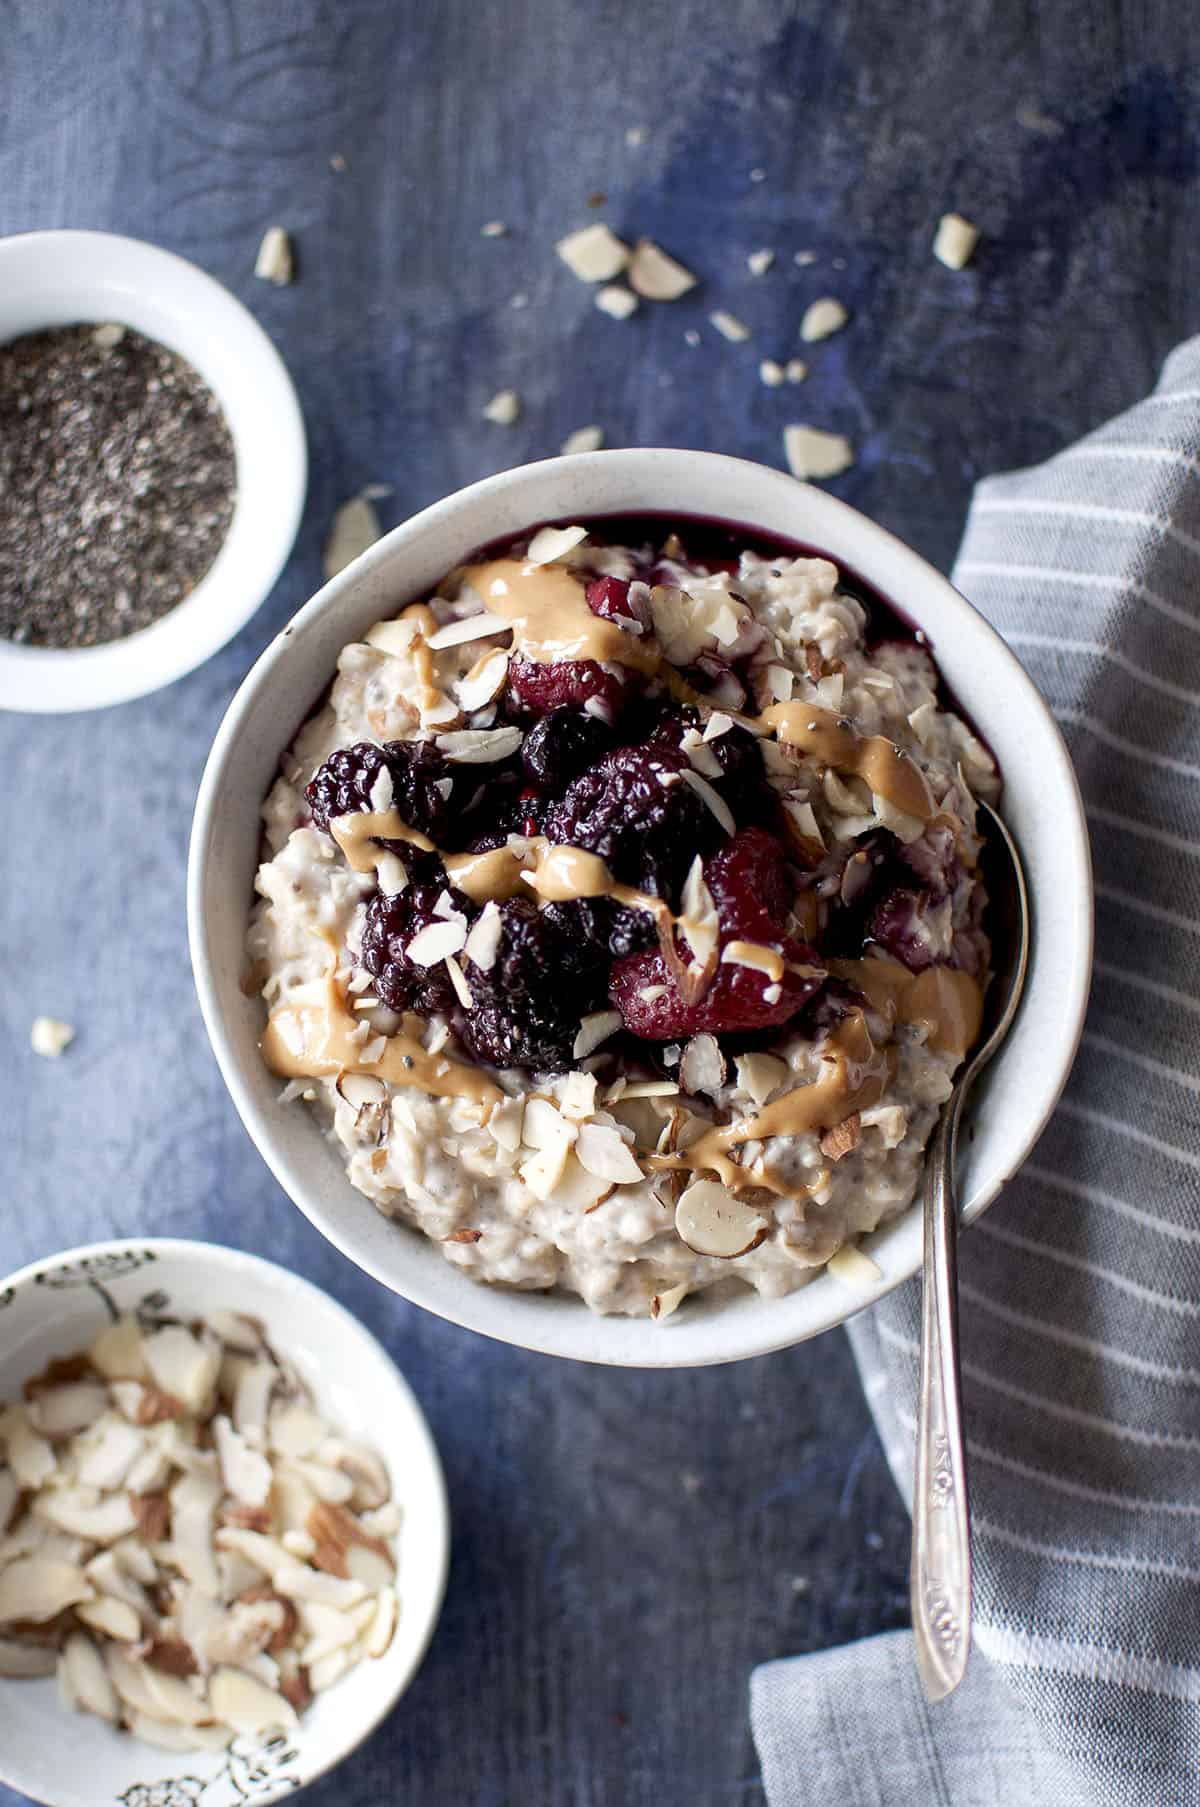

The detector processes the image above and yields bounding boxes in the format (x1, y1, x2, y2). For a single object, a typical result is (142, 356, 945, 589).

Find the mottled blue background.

(1, 3, 1195, 1802)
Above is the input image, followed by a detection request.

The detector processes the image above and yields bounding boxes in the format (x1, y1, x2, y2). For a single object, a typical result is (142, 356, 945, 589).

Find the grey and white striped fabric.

(751, 336, 1200, 1807)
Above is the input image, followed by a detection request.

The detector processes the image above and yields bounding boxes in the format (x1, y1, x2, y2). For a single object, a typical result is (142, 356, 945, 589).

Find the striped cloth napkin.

(751, 336, 1200, 1807)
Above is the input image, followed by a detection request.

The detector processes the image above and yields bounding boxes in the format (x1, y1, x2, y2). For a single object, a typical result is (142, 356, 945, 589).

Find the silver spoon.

(910, 798, 1030, 1702)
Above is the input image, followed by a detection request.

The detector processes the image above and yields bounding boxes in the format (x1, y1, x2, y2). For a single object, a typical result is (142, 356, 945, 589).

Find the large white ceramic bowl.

(0, 230, 306, 713)
(0, 1238, 449, 1807)
(188, 450, 1093, 1368)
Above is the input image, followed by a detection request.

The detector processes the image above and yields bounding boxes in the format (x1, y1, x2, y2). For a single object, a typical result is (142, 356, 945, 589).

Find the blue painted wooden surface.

(1, 3, 1195, 1801)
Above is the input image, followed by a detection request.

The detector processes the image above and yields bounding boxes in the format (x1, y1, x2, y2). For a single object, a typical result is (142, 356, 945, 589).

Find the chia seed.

(0, 324, 237, 649)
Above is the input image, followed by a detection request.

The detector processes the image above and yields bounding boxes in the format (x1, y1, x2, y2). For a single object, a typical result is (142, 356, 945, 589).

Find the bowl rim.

(0, 228, 307, 714)
(188, 447, 1093, 1367)
(0, 1234, 451, 1806)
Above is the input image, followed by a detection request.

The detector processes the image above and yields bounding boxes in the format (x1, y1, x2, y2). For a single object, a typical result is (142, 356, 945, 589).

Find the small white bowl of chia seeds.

(0, 230, 307, 713)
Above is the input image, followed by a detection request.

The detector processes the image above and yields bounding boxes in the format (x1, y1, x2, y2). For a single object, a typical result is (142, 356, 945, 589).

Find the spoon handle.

(911, 1091, 972, 1701)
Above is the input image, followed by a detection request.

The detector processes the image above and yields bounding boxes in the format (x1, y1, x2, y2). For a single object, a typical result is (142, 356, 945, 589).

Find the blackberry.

(521, 708, 614, 790)
(306, 742, 394, 833)
(542, 897, 657, 961)
(359, 880, 474, 1016)
(542, 741, 720, 905)
(306, 738, 460, 844)
(458, 897, 607, 1072)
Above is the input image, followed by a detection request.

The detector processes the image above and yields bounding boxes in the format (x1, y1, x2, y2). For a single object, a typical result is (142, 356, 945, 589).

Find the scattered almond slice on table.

(594, 285, 638, 320)
(0, 1312, 399, 1740)
(799, 297, 849, 342)
(933, 212, 980, 269)
(783, 424, 856, 481)
(323, 493, 382, 580)
(627, 239, 696, 301)
(556, 223, 630, 282)
(30, 1016, 74, 1058)
(254, 226, 293, 286)
(482, 388, 521, 426)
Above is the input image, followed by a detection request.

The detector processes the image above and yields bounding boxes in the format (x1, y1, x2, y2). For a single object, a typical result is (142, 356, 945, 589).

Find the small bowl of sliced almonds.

(0, 1238, 449, 1807)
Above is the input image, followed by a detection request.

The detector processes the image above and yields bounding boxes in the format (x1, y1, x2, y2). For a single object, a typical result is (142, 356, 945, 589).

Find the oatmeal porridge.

(246, 517, 998, 1317)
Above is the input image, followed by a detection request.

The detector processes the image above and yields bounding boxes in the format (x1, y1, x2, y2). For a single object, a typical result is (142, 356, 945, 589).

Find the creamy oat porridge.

(247, 516, 998, 1318)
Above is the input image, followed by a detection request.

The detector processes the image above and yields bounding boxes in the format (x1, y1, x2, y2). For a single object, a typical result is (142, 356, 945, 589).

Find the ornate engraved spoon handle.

(911, 1089, 971, 1702)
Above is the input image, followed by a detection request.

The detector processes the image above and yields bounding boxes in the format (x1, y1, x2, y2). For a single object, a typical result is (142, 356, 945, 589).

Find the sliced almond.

(436, 725, 523, 764)
(678, 768, 736, 835)
(560, 425, 605, 454)
(819, 1113, 861, 1162)
(140, 1661, 213, 1726)
(800, 297, 849, 342)
(650, 1283, 689, 1322)
(84, 1548, 152, 1614)
(74, 1593, 141, 1643)
(309, 1646, 353, 1692)
(594, 284, 638, 320)
(320, 1439, 391, 1511)
(0, 1557, 93, 1624)
(271, 1559, 367, 1611)
(424, 609, 509, 650)
(267, 1403, 328, 1461)
(128, 1713, 232, 1753)
(365, 1585, 398, 1658)
(324, 494, 382, 580)
(678, 1034, 727, 1099)
(30, 1015, 74, 1057)
(826, 1243, 884, 1289)
(933, 211, 979, 270)
(734, 1052, 790, 1107)
(482, 388, 521, 426)
(454, 649, 510, 710)
(0, 1408, 56, 1489)
(35, 1488, 137, 1544)
(675, 1180, 769, 1259)
(254, 225, 293, 286)
(213, 1416, 273, 1508)
(549, 1152, 615, 1213)
(61, 1631, 120, 1722)
(75, 1415, 145, 1490)
(558, 1070, 598, 1120)
(556, 222, 629, 282)
(210, 1664, 298, 1736)
(628, 238, 696, 300)
(526, 524, 588, 566)
(709, 309, 751, 342)
(575, 1122, 644, 1185)
(573, 1009, 624, 1059)
(29, 1380, 109, 1440)
(143, 1326, 220, 1417)
(783, 424, 855, 482)
(171, 1470, 223, 1597)
(405, 918, 468, 966)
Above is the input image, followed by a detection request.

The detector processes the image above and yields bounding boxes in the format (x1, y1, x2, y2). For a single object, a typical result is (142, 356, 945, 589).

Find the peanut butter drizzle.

(647, 1013, 894, 1192)
(261, 976, 503, 1108)
(331, 810, 436, 868)
(761, 702, 935, 821)
(723, 940, 785, 982)
(459, 558, 661, 675)
(398, 602, 443, 712)
(828, 956, 984, 1059)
